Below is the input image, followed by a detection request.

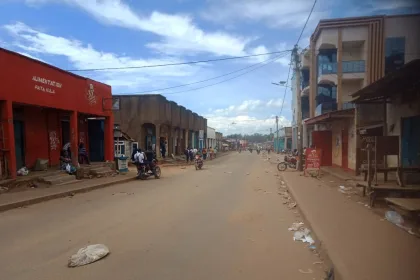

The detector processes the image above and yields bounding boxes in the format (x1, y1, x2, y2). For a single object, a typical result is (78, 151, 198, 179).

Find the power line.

(117, 50, 292, 94)
(296, 0, 318, 45)
(66, 50, 292, 72)
(153, 52, 290, 96)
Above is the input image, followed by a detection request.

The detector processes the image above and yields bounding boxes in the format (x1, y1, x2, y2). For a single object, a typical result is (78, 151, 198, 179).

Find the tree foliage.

(225, 133, 273, 143)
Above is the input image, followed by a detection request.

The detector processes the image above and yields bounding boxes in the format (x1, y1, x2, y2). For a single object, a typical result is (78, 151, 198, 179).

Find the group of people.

(59, 142, 91, 174)
(184, 147, 216, 163)
(131, 146, 157, 175)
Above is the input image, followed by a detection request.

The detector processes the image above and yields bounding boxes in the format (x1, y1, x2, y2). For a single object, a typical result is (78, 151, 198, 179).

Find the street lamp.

(272, 81, 290, 87)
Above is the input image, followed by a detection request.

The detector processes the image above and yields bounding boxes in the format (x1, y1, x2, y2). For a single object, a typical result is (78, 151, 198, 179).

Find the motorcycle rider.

(144, 146, 157, 174)
(133, 148, 145, 176)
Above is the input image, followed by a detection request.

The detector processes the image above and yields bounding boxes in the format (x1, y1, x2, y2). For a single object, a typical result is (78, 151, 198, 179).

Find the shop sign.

(199, 130, 204, 139)
(304, 148, 321, 176)
(32, 76, 62, 94)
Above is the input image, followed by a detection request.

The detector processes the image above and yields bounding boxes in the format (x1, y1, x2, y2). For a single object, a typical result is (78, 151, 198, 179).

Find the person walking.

(78, 142, 90, 165)
(202, 147, 207, 160)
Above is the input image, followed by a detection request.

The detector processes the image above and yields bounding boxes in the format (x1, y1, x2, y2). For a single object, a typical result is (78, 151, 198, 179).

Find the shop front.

(304, 108, 356, 171)
(0, 48, 114, 179)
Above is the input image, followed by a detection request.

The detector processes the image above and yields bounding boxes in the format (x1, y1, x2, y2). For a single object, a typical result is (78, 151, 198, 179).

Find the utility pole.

(276, 116, 279, 153)
(293, 44, 304, 171)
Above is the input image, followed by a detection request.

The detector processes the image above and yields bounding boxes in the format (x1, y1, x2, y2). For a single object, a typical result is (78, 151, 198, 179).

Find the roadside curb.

(280, 171, 341, 280)
(320, 168, 358, 187)
(0, 176, 136, 213)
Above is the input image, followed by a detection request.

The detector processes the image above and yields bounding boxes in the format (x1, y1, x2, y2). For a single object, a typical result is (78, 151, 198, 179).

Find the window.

(114, 141, 125, 156)
(385, 37, 405, 74)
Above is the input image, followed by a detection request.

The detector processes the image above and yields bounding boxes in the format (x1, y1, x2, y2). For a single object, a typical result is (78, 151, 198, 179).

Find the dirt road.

(0, 152, 326, 280)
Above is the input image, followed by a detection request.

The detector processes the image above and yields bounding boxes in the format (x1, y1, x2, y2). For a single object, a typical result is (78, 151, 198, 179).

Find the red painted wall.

(312, 131, 332, 166)
(0, 48, 111, 115)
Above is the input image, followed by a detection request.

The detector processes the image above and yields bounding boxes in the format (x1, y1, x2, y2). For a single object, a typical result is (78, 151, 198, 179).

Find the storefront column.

(184, 129, 188, 149)
(104, 114, 114, 161)
(70, 111, 78, 166)
(1, 100, 17, 178)
(155, 123, 161, 158)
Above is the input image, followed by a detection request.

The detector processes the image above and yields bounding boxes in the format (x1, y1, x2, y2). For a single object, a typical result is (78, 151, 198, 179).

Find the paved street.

(0, 153, 326, 280)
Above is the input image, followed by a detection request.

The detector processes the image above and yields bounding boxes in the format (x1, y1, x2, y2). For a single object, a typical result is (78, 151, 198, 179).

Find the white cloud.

(205, 98, 290, 134)
(201, 0, 330, 30)
(206, 114, 290, 135)
(3, 22, 199, 89)
(210, 98, 286, 116)
(24, 0, 259, 57)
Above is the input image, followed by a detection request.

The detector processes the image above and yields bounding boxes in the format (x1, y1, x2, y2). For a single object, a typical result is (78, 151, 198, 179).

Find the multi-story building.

(303, 14, 420, 172)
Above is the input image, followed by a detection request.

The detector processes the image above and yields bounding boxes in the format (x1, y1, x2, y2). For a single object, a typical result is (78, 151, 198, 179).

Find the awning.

(304, 108, 355, 125)
(351, 59, 420, 103)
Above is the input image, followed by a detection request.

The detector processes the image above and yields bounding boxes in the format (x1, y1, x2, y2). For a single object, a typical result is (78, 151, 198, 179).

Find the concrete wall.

(316, 29, 338, 49)
(342, 26, 368, 43)
(385, 15, 420, 64)
(331, 118, 357, 170)
(342, 80, 363, 102)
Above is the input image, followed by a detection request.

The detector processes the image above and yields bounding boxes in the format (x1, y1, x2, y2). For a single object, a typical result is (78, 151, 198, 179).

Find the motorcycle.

(277, 155, 298, 171)
(195, 155, 203, 170)
(137, 159, 161, 180)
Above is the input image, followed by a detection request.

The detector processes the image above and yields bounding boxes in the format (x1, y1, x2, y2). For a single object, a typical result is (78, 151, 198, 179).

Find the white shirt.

(134, 151, 144, 163)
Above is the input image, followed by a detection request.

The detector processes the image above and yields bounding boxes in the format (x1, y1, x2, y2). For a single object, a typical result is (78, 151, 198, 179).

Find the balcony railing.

(318, 60, 366, 77)
(315, 102, 337, 116)
(342, 102, 356, 109)
(342, 60, 365, 73)
(318, 62, 337, 76)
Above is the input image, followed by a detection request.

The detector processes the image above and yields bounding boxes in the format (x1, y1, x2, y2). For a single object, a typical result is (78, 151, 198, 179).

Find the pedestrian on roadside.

(184, 147, 190, 163)
(202, 147, 207, 160)
(78, 142, 90, 165)
(189, 148, 194, 163)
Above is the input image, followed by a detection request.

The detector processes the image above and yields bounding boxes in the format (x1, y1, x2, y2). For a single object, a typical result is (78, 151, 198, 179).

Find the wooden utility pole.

(293, 45, 304, 171)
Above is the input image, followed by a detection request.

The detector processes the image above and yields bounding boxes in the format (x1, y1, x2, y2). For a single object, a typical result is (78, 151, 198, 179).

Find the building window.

(114, 141, 125, 156)
(385, 37, 405, 75)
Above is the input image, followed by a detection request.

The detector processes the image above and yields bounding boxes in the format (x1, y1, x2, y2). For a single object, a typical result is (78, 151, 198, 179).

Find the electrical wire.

(296, 0, 318, 45)
(155, 52, 291, 96)
(117, 50, 292, 94)
(66, 49, 292, 72)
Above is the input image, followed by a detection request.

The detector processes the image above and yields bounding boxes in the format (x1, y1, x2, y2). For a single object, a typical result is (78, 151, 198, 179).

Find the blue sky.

(0, 0, 418, 134)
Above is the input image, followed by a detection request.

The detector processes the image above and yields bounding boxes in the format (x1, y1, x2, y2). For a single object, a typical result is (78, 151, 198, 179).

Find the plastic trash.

(385, 211, 404, 225)
(17, 167, 29, 176)
(68, 244, 110, 267)
(293, 228, 315, 244)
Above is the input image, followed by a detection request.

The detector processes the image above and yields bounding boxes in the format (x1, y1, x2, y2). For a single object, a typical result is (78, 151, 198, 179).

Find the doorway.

(61, 120, 70, 146)
(312, 130, 332, 166)
(14, 120, 25, 169)
(88, 119, 104, 162)
(341, 129, 348, 169)
(402, 115, 420, 167)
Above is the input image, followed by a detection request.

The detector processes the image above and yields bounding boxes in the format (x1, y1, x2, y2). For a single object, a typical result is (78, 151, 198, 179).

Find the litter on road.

(68, 244, 110, 267)
(293, 228, 315, 245)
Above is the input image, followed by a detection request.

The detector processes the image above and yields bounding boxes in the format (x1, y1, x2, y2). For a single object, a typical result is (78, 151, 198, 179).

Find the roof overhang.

(305, 108, 355, 125)
(351, 59, 420, 104)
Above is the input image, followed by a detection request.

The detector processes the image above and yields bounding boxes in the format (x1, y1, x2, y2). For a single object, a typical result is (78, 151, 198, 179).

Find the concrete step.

(42, 174, 76, 185)
(55, 179, 80, 186)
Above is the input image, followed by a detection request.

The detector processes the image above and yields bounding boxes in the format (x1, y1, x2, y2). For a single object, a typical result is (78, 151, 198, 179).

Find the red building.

(0, 48, 114, 179)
